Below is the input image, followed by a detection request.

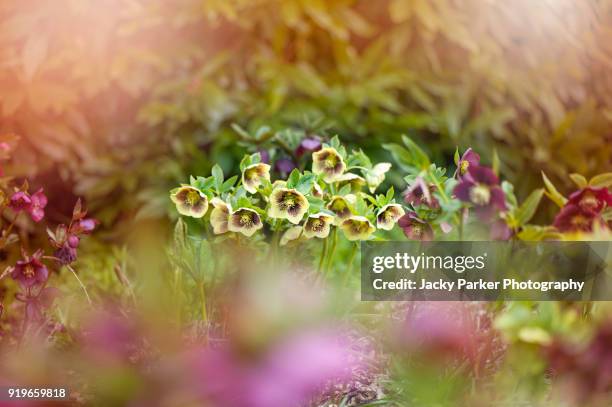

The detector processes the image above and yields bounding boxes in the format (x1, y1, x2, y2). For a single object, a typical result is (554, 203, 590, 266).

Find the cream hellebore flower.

(170, 185, 209, 218)
(268, 188, 309, 224)
(326, 195, 355, 224)
(280, 226, 303, 246)
(210, 198, 232, 234)
(340, 216, 376, 241)
(376, 204, 405, 231)
(312, 147, 346, 183)
(228, 207, 263, 237)
(242, 163, 271, 194)
(337, 173, 366, 193)
(365, 163, 392, 193)
(303, 213, 334, 239)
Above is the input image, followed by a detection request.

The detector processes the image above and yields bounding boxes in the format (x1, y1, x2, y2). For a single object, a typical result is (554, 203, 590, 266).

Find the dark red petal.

(454, 180, 474, 202)
(467, 165, 499, 185)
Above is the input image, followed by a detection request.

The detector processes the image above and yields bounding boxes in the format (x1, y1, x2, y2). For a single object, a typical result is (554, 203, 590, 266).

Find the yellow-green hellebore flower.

(242, 163, 271, 194)
(280, 226, 303, 246)
(337, 173, 366, 193)
(170, 185, 209, 218)
(340, 216, 376, 241)
(228, 207, 263, 237)
(376, 204, 405, 231)
(312, 147, 346, 183)
(365, 163, 392, 193)
(268, 188, 309, 225)
(326, 194, 355, 225)
(210, 198, 231, 234)
(302, 213, 334, 239)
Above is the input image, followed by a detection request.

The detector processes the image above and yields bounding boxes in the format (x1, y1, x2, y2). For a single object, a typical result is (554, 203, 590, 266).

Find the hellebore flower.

(296, 136, 322, 157)
(280, 226, 303, 246)
(210, 198, 232, 234)
(567, 187, 612, 214)
(553, 204, 603, 233)
(455, 148, 480, 178)
(9, 191, 31, 211)
(326, 195, 355, 224)
(340, 216, 376, 241)
(228, 208, 263, 237)
(76, 218, 98, 234)
(275, 158, 297, 178)
(242, 163, 271, 194)
(454, 165, 506, 220)
(398, 212, 434, 241)
(312, 147, 346, 183)
(403, 177, 439, 209)
(171, 186, 209, 218)
(364, 163, 392, 193)
(28, 188, 48, 222)
(337, 173, 366, 193)
(268, 188, 309, 224)
(490, 219, 513, 240)
(302, 213, 334, 239)
(8, 188, 48, 222)
(54, 243, 78, 266)
(376, 204, 405, 231)
(10, 250, 49, 288)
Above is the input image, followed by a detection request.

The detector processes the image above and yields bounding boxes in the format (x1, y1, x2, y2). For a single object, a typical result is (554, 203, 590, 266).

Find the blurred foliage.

(1, 0, 612, 227)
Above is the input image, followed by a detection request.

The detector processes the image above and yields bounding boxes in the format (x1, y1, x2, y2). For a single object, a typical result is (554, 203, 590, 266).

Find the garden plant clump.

(1, 1, 612, 406)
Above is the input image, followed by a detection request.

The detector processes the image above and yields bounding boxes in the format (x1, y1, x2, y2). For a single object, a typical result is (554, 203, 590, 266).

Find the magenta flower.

(54, 244, 78, 265)
(398, 211, 433, 241)
(454, 165, 506, 220)
(295, 136, 322, 157)
(8, 188, 47, 222)
(76, 218, 98, 234)
(567, 187, 612, 214)
(490, 219, 512, 240)
(275, 158, 297, 177)
(29, 188, 48, 222)
(553, 204, 603, 233)
(455, 148, 480, 178)
(403, 177, 439, 209)
(10, 250, 49, 288)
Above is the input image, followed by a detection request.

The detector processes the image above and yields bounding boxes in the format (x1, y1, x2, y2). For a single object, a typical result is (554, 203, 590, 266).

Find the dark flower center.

(23, 264, 35, 278)
(579, 193, 599, 211)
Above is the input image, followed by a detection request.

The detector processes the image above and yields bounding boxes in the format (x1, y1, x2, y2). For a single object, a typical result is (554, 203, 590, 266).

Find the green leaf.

(541, 172, 567, 208)
(492, 149, 500, 176)
(569, 173, 588, 189)
(295, 173, 315, 195)
(589, 172, 612, 188)
(239, 155, 252, 172)
(286, 169, 301, 189)
(337, 184, 352, 196)
(453, 147, 460, 166)
(401, 135, 430, 169)
(386, 186, 395, 203)
(221, 176, 238, 193)
(515, 188, 544, 226)
(211, 164, 224, 192)
(382, 143, 417, 173)
(501, 181, 518, 208)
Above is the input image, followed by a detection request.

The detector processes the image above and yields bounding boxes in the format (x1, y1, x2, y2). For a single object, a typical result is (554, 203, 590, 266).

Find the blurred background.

(2, 0, 611, 235)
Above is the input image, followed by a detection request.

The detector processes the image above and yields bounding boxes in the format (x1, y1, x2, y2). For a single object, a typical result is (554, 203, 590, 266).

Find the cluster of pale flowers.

(170, 143, 406, 244)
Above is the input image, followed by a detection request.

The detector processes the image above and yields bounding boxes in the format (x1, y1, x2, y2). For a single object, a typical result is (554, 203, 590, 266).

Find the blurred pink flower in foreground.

(189, 329, 360, 407)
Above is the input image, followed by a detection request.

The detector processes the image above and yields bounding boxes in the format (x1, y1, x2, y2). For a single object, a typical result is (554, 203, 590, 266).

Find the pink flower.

(28, 188, 47, 222)
(8, 188, 47, 222)
(10, 250, 49, 288)
(398, 212, 433, 241)
(454, 165, 506, 220)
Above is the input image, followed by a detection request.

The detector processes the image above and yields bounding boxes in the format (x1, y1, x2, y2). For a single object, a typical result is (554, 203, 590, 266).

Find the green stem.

(343, 243, 358, 285)
(198, 282, 208, 323)
(317, 237, 328, 273)
(66, 264, 92, 305)
(325, 228, 338, 277)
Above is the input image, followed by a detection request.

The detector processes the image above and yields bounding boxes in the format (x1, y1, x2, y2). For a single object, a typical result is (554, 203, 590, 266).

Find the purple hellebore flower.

(490, 219, 512, 240)
(54, 243, 78, 266)
(10, 250, 49, 288)
(257, 149, 270, 164)
(295, 136, 322, 157)
(403, 177, 439, 209)
(274, 158, 297, 177)
(455, 148, 480, 178)
(454, 165, 506, 220)
(77, 218, 98, 234)
(29, 188, 48, 222)
(9, 191, 31, 211)
(398, 211, 434, 241)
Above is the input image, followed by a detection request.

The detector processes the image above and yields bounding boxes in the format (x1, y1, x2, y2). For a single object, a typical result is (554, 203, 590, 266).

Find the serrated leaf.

(569, 173, 588, 189)
(295, 174, 315, 195)
(286, 169, 301, 188)
(541, 172, 567, 208)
